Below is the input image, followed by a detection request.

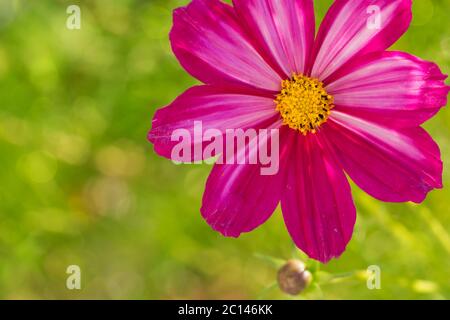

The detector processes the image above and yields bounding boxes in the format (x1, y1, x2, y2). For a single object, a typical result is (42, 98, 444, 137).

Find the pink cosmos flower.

(148, 0, 450, 262)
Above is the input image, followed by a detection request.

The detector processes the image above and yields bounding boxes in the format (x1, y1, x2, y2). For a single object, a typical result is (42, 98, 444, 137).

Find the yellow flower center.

(275, 74, 334, 135)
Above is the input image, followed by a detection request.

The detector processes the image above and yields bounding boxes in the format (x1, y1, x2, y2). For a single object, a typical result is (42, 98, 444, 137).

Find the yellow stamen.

(275, 73, 334, 135)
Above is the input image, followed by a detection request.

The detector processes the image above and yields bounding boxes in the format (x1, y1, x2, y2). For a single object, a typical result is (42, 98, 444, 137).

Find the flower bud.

(277, 259, 312, 295)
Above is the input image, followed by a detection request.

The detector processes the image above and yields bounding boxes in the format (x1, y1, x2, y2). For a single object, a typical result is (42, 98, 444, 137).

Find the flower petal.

(201, 127, 292, 237)
(325, 111, 443, 203)
(148, 85, 279, 162)
(233, 0, 315, 77)
(281, 133, 356, 263)
(170, 0, 282, 91)
(326, 51, 449, 128)
(311, 0, 412, 81)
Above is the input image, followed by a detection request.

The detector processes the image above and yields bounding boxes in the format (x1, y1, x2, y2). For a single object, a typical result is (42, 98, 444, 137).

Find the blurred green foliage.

(0, 0, 449, 299)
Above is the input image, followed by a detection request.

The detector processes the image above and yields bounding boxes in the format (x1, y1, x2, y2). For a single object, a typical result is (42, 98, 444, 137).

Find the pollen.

(275, 74, 334, 135)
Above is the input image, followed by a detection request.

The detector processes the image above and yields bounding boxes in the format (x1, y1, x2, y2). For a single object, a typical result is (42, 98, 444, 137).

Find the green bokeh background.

(0, 0, 449, 299)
